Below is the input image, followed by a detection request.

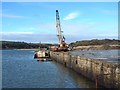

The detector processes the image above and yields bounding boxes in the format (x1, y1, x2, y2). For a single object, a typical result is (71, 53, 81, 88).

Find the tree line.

(69, 39, 120, 47)
(0, 41, 52, 49)
(0, 39, 119, 49)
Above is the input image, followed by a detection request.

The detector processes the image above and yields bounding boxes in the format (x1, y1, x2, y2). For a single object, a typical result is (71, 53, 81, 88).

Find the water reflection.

(36, 58, 52, 62)
(52, 61, 96, 88)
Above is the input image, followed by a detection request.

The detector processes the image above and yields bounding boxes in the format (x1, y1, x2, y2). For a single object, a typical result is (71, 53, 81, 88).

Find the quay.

(50, 51, 120, 89)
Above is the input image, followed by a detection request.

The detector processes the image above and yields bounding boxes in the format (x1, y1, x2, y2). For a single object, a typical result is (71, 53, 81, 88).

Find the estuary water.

(2, 50, 96, 88)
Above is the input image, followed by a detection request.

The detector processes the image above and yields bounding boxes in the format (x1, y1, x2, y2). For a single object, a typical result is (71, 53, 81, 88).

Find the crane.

(55, 10, 68, 51)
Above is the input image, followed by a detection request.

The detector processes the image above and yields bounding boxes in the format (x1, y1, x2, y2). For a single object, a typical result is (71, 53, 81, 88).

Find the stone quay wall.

(50, 51, 120, 89)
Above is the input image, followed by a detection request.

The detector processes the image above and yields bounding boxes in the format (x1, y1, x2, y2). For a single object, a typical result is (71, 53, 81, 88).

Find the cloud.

(1, 32, 33, 35)
(1, 32, 58, 43)
(63, 12, 79, 20)
(97, 34, 118, 37)
(37, 23, 56, 34)
(0, 14, 25, 18)
(62, 23, 96, 35)
(38, 23, 55, 30)
(1, 31, 118, 43)
(100, 10, 117, 15)
(1, 22, 117, 43)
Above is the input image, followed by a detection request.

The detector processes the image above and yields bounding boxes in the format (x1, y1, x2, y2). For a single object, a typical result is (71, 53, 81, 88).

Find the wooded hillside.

(69, 39, 119, 47)
(0, 41, 52, 49)
(0, 39, 119, 49)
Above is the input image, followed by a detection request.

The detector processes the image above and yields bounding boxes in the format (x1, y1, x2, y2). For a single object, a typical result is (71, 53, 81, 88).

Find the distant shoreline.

(1, 45, 120, 51)
(15, 49, 38, 51)
(73, 45, 120, 50)
(1, 48, 39, 51)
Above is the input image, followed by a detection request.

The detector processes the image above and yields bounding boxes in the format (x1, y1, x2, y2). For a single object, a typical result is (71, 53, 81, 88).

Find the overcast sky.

(1, 2, 118, 43)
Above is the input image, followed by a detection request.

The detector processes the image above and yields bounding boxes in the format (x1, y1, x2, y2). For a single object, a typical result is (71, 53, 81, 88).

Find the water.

(69, 50, 120, 64)
(2, 50, 96, 88)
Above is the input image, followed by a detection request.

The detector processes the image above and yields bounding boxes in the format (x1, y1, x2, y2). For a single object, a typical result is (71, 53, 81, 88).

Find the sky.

(0, 2, 118, 43)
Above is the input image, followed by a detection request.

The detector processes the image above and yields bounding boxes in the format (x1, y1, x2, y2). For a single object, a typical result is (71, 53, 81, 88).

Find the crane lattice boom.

(56, 10, 65, 44)
(54, 10, 68, 51)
